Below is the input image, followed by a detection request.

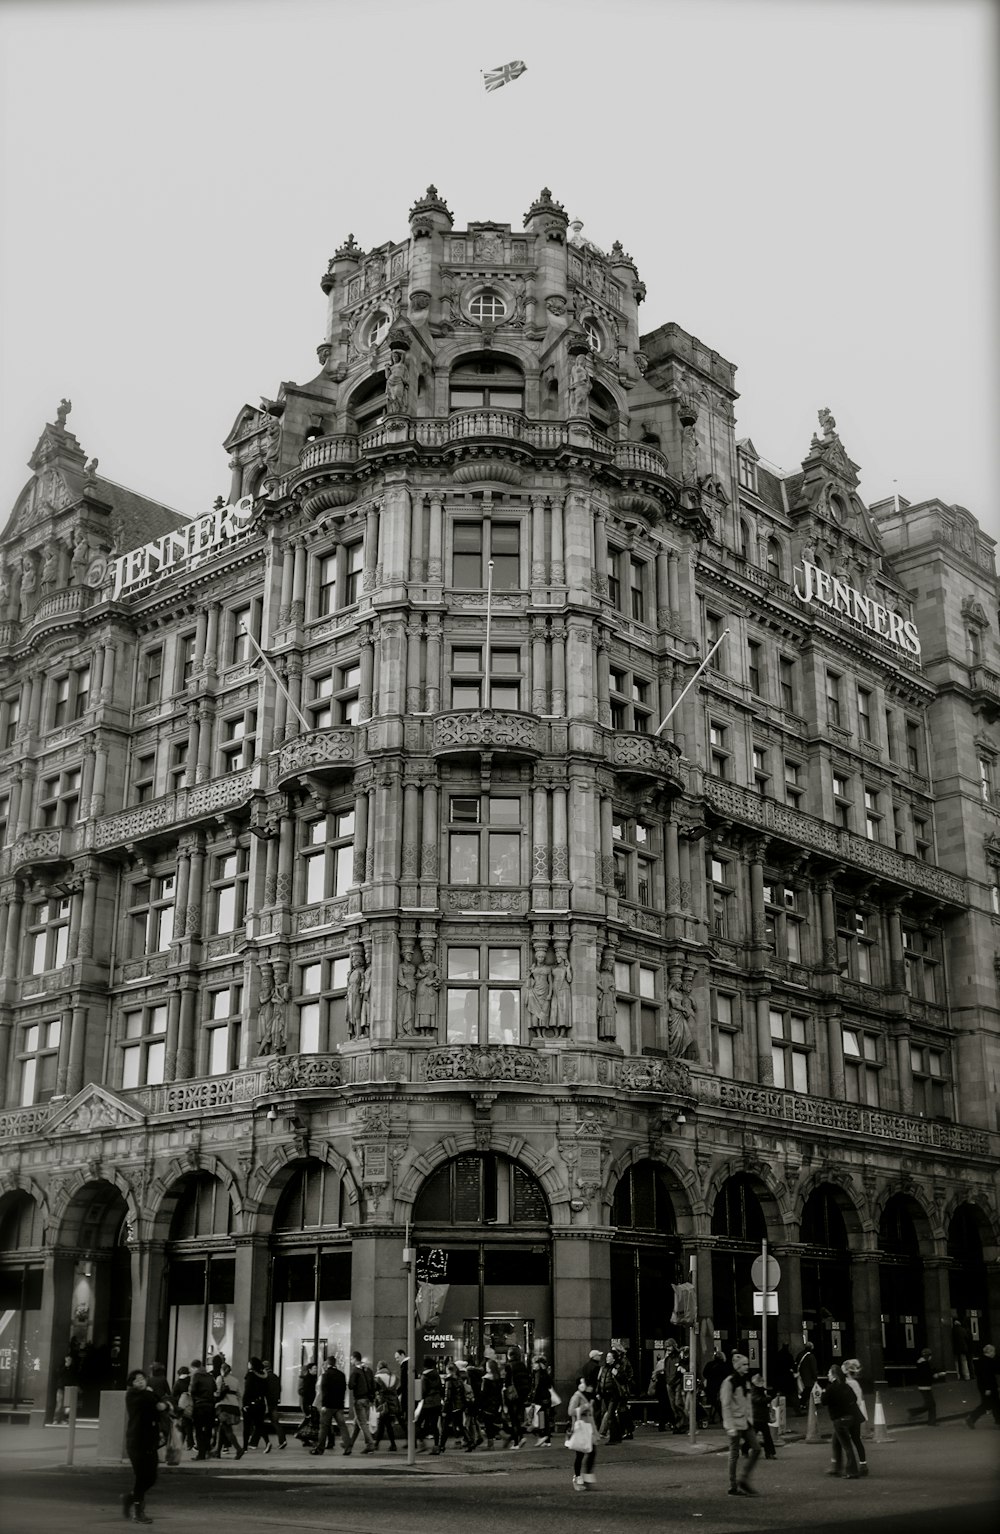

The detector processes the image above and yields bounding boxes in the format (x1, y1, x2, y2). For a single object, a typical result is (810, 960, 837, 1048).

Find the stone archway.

(0, 1190, 45, 1408)
(54, 1180, 132, 1416)
(877, 1192, 933, 1370)
(608, 1157, 685, 1389)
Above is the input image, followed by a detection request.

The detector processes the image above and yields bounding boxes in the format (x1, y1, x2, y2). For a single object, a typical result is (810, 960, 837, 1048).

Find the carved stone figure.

(346, 944, 370, 1039)
(396, 940, 417, 1035)
(548, 942, 572, 1035)
(596, 947, 618, 1041)
(384, 349, 409, 415)
(19, 556, 37, 619)
(568, 354, 592, 417)
(681, 420, 699, 483)
(818, 406, 837, 438)
(0, 560, 11, 619)
(70, 530, 90, 585)
(525, 944, 552, 1032)
(56, 398, 71, 428)
(414, 943, 440, 1034)
(666, 968, 699, 1061)
(258, 974, 289, 1055)
(40, 541, 62, 591)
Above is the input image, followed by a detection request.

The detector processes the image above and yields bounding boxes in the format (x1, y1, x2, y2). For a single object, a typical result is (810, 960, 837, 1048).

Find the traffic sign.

(751, 1255, 781, 1290)
(753, 1293, 779, 1315)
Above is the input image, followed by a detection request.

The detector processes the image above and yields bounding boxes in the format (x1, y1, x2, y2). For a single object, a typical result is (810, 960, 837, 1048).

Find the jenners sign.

(113, 496, 255, 599)
(793, 560, 921, 658)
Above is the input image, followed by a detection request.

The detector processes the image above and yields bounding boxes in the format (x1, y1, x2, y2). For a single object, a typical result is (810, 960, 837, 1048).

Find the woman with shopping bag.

(565, 1378, 597, 1492)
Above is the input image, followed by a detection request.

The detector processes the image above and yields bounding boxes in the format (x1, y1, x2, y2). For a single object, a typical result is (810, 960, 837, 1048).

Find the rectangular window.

(168, 739, 189, 791)
(451, 518, 520, 590)
(142, 648, 163, 707)
(747, 639, 762, 696)
(906, 719, 921, 774)
(17, 1017, 61, 1106)
(837, 904, 879, 986)
(26, 899, 71, 975)
(309, 662, 362, 726)
(178, 632, 197, 688)
(120, 1004, 168, 1089)
(783, 759, 803, 809)
(843, 1026, 881, 1106)
(210, 849, 249, 934)
(826, 671, 842, 728)
(713, 992, 736, 1078)
(220, 710, 257, 773)
(752, 746, 770, 797)
(778, 656, 796, 712)
(832, 773, 852, 829)
(205, 986, 244, 1076)
(132, 752, 156, 804)
(709, 857, 733, 939)
(763, 882, 803, 963)
(864, 787, 881, 842)
(446, 945, 522, 1046)
(39, 768, 82, 828)
(51, 675, 70, 729)
(903, 928, 943, 1005)
(230, 605, 255, 665)
(318, 542, 364, 616)
(296, 954, 351, 1053)
(608, 667, 653, 733)
(705, 611, 727, 673)
(737, 454, 758, 494)
(910, 1042, 951, 1119)
(447, 794, 521, 886)
(980, 757, 993, 803)
(857, 686, 872, 742)
(614, 959, 660, 1054)
(2, 693, 20, 749)
(127, 874, 176, 958)
(0, 793, 8, 848)
(302, 811, 356, 903)
(913, 815, 931, 862)
(709, 720, 730, 780)
(885, 708, 898, 762)
(450, 646, 523, 711)
(769, 1008, 809, 1093)
(611, 816, 657, 906)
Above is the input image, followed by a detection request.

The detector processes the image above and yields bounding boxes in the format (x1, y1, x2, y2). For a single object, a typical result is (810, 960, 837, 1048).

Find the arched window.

(469, 291, 507, 324)
(349, 373, 387, 433)
(168, 1173, 233, 1240)
(711, 1174, 767, 1243)
(739, 519, 752, 560)
(364, 310, 392, 349)
(588, 379, 617, 435)
(274, 1161, 347, 1231)
(0, 1191, 44, 1251)
(414, 1153, 548, 1226)
(766, 538, 783, 580)
(583, 317, 603, 354)
(448, 355, 524, 413)
(879, 1196, 920, 1257)
(800, 1186, 849, 1250)
(613, 1162, 677, 1233)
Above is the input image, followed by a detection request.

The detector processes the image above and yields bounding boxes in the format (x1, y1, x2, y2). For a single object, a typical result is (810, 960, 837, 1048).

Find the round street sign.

(751, 1255, 781, 1290)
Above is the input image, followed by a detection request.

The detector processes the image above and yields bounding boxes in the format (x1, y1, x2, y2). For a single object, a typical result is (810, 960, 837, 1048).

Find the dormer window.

(448, 355, 524, 412)
(737, 452, 758, 494)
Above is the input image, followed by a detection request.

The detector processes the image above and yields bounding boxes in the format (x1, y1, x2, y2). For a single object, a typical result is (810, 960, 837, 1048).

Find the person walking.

(820, 1364, 861, 1478)
(703, 1347, 728, 1425)
(565, 1377, 597, 1492)
(907, 1346, 941, 1426)
(416, 1355, 443, 1453)
(262, 1361, 287, 1448)
(188, 1358, 217, 1460)
(296, 1362, 318, 1442)
(146, 1363, 172, 1449)
(795, 1341, 819, 1414)
(172, 1367, 194, 1451)
(749, 1372, 777, 1459)
(952, 1318, 972, 1381)
(311, 1356, 350, 1455)
(242, 1358, 272, 1451)
(842, 1359, 868, 1475)
(965, 1344, 1000, 1428)
(530, 1354, 554, 1446)
(720, 1352, 761, 1497)
(479, 1358, 504, 1450)
(213, 1363, 245, 1459)
(122, 1368, 169, 1524)
(438, 1360, 468, 1452)
(347, 1351, 376, 1453)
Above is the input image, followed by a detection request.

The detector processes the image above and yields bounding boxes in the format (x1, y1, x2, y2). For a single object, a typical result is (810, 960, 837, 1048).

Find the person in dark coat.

(819, 1364, 861, 1478)
(416, 1356, 443, 1453)
(907, 1346, 941, 1426)
(795, 1342, 819, 1412)
(749, 1372, 777, 1459)
(122, 1368, 168, 1523)
(310, 1357, 349, 1455)
(297, 1362, 318, 1439)
(702, 1348, 728, 1425)
(529, 1354, 554, 1445)
(242, 1357, 272, 1450)
(262, 1361, 286, 1448)
(774, 1342, 798, 1409)
(965, 1344, 999, 1428)
(188, 1358, 218, 1460)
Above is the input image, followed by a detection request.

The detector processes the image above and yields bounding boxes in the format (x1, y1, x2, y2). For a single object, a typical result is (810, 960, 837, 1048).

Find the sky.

(0, 0, 996, 539)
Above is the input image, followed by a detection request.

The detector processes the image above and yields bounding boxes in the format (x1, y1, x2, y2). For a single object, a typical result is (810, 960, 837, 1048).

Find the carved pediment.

(223, 403, 268, 451)
(46, 1083, 146, 1136)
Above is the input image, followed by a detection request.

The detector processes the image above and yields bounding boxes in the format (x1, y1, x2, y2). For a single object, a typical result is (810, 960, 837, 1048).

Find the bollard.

(872, 1391, 895, 1444)
(805, 1388, 820, 1444)
(66, 1385, 79, 1467)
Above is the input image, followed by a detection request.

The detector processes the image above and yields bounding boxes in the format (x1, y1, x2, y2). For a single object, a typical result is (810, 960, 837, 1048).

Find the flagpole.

(653, 629, 730, 737)
(484, 559, 495, 708)
(688, 1252, 698, 1443)
(240, 625, 311, 731)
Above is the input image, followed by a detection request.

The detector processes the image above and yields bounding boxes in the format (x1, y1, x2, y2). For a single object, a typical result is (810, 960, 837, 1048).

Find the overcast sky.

(1, 0, 996, 543)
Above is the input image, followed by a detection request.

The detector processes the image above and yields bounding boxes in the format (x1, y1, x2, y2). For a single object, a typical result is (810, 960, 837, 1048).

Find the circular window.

(469, 291, 507, 324)
(365, 310, 392, 349)
(584, 318, 603, 353)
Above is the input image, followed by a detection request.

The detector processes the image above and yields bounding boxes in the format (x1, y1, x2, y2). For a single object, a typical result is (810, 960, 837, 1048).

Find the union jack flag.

(484, 60, 527, 92)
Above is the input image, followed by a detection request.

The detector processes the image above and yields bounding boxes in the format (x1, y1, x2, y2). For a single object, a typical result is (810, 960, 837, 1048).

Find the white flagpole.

(240, 624, 311, 731)
(653, 628, 730, 737)
(484, 559, 495, 709)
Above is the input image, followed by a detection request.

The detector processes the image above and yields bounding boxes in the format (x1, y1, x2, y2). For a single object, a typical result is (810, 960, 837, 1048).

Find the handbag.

(564, 1417, 594, 1453)
(549, 1387, 561, 1407)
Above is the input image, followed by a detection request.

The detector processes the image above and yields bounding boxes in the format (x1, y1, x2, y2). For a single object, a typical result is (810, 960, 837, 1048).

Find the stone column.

(819, 880, 838, 969)
(278, 539, 295, 624)
(427, 497, 443, 583)
(420, 783, 438, 893)
(172, 848, 192, 946)
(567, 774, 596, 906)
(67, 883, 83, 960)
(408, 495, 425, 582)
(2, 885, 22, 979)
(54, 1005, 73, 1097)
(185, 705, 200, 788)
(194, 608, 209, 669)
(551, 624, 566, 717)
(285, 656, 303, 738)
(232, 1236, 270, 1377)
(276, 816, 295, 907)
(425, 620, 441, 713)
(78, 873, 99, 959)
(598, 793, 614, 891)
(128, 1241, 168, 1391)
(668, 551, 680, 613)
(665, 818, 681, 912)
(176, 980, 198, 1079)
(887, 905, 906, 992)
(531, 498, 546, 586)
(102, 644, 117, 704)
(358, 635, 375, 722)
(531, 627, 548, 715)
(401, 782, 421, 886)
(531, 786, 550, 906)
(405, 624, 422, 713)
(851, 1252, 884, 1380)
(656, 550, 671, 630)
(550, 495, 565, 584)
(776, 1245, 804, 1350)
(365, 503, 381, 589)
(595, 639, 610, 725)
(204, 602, 221, 678)
(551, 1230, 613, 1404)
(895, 1028, 914, 1115)
(292, 542, 308, 624)
(196, 702, 214, 782)
(749, 847, 767, 949)
(66, 1005, 88, 1096)
(756, 993, 774, 1084)
(90, 738, 109, 818)
(186, 842, 206, 936)
(164, 990, 182, 1081)
(270, 659, 288, 746)
(353, 788, 370, 886)
(592, 504, 608, 593)
(379, 620, 406, 716)
(827, 1010, 846, 1100)
(91, 645, 105, 701)
(551, 786, 569, 895)
(923, 1259, 951, 1366)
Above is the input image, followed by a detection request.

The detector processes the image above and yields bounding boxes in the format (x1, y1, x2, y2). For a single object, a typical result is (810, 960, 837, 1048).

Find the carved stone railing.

(422, 1046, 547, 1084)
(617, 1057, 693, 1095)
(262, 1055, 344, 1093)
(0, 1104, 54, 1141)
(969, 666, 1000, 698)
(276, 727, 358, 783)
(698, 1077, 992, 1157)
(298, 418, 671, 483)
(431, 709, 542, 757)
(607, 730, 684, 784)
(24, 587, 91, 628)
(703, 777, 967, 904)
(138, 1069, 266, 1115)
(94, 770, 254, 850)
(3, 826, 75, 874)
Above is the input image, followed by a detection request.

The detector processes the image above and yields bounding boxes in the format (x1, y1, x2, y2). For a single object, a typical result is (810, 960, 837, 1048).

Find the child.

(749, 1373, 777, 1459)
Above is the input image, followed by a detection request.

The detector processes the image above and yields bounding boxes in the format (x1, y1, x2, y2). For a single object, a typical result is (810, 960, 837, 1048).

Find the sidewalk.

(1, 1379, 987, 1478)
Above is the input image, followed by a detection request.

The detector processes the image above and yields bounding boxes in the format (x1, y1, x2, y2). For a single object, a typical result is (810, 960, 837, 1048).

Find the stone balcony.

(430, 708, 543, 761)
(93, 769, 256, 852)
(968, 665, 1000, 722)
(606, 729, 685, 788)
(1, 825, 76, 876)
(703, 776, 967, 905)
(275, 727, 359, 787)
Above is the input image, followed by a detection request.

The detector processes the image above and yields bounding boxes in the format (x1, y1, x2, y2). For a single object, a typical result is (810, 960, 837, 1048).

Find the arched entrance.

(799, 1184, 855, 1366)
(267, 1158, 352, 1409)
(610, 1160, 683, 1389)
(57, 1181, 131, 1416)
(948, 1203, 992, 1346)
(413, 1152, 550, 1366)
(0, 1191, 45, 1408)
(711, 1174, 774, 1369)
(163, 1173, 236, 1381)
(878, 1194, 929, 1370)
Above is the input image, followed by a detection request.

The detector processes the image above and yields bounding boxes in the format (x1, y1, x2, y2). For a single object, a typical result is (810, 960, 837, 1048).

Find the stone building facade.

(0, 189, 996, 1420)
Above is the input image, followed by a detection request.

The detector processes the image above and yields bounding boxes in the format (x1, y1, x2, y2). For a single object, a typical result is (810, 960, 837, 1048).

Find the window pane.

(447, 948, 479, 980)
(488, 797, 520, 825)
(453, 649, 481, 672)
(212, 991, 231, 1019)
(150, 1007, 167, 1034)
(449, 834, 479, 884)
(769, 1009, 784, 1039)
(488, 989, 520, 1044)
(330, 956, 350, 990)
(121, 1044, 140, 1089)
(299, 1003, 321, 1054)
(44, 1018, 61, 1048)
(488, 948, 520, 981)
(791, 1052, 808, 1093)
(301, 963, 322, 995)
(614, 961, 631, 991)
(452, 682, 481, 708)
(306, 853, 325, 904)
(451, 797, 480, 823)
(217, 886, 236, 933)
(155, 905, 174, 949)
(30, 931, 46, 974)
(453, 524, 482, 550)
(717, 1031, 734, 1078)
(843, 1029, 861, 1056)
(789, 1016, 806, 1044)
(54, 925, 69, 967)
(447, 989, 478, 1043)
(333, 844, 352, 896)
(488, 832, 520, 884)
(715, 994, 733, 1027)
(638, 966, 655, 1000)
(145, 1041, 165, 1085)
(771, 1047, 786, 1088)
(124, 1012, 143, 1040)
(209, 1027, 230, 1076)
(20, 1057, 36, 1107)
